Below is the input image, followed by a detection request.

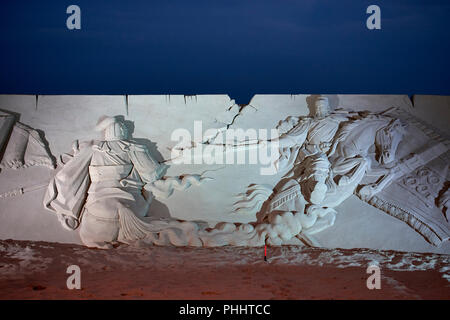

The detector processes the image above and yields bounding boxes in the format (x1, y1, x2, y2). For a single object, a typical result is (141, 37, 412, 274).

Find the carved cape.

(43, 139, 164, 230)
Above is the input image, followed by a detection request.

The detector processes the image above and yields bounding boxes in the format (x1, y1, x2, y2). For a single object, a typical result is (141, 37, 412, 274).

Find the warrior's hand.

(319, 141, 332, 151)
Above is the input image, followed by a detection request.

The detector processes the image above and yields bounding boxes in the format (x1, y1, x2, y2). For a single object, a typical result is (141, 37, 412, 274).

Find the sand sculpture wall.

(0, 94, 448, 254)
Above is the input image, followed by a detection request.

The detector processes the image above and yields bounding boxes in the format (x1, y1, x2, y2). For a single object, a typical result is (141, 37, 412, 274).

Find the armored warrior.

(44, 115, 165, 248)
(275, 96, 353, 205)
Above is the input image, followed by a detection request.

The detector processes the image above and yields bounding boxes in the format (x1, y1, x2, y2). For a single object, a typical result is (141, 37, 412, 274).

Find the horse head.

(375, 118, 407, 165)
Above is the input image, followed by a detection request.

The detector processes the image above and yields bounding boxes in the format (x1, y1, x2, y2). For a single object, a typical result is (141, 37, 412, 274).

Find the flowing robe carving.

(44, 139, 165, 248)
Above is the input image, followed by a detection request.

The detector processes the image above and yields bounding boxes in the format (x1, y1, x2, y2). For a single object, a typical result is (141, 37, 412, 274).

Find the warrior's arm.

(271, 118, 310, 149)
(128, 144, 166, 184)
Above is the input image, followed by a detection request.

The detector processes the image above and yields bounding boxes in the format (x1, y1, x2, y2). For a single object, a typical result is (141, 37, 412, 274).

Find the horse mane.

(328, 114, 393, 157)
(334, 119, 361, 142)
(335, 114, 394, 141)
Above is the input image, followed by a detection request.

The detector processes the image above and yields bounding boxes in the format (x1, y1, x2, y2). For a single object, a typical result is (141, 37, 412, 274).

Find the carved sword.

(0, 182, 49, 199)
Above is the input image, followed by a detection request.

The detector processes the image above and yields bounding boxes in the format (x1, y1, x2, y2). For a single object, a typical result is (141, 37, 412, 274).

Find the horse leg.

(333, 156, 368, 186)
(358, 167, 398, 199)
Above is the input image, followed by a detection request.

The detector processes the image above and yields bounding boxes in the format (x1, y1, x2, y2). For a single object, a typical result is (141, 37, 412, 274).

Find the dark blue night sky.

(0, 0, 449, 103)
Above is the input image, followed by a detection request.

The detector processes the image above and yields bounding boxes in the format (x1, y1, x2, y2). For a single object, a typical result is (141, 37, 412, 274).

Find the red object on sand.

(264, 245, 267, 261)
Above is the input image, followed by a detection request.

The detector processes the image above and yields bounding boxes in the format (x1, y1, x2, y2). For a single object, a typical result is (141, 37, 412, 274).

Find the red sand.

(0, 239, 449, 299)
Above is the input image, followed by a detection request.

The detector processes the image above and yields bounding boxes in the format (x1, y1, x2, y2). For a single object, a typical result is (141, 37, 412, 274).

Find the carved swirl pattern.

(402, 166, 441, 203)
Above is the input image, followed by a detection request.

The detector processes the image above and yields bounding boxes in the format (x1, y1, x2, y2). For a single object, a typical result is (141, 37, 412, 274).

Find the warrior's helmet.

(95, 115, 128, 141)
(313, 97, 331, 119)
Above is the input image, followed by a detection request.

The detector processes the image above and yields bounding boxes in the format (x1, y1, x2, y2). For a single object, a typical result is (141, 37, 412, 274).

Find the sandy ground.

(0, 239, 449, 300)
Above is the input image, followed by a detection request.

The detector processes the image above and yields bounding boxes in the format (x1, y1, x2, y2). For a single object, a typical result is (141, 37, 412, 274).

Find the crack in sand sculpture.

(224, 98, 409, 246)
(40, 98, 446, 250)
(231, 99, 449, 246)
(1, 96, 448, 250)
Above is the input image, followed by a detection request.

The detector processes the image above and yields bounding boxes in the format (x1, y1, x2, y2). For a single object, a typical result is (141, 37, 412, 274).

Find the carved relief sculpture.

(230, 97, 449, 246)
(0, 110, 55, 171)
(44, 115, 208, 248)
(0, 95, 441, 250)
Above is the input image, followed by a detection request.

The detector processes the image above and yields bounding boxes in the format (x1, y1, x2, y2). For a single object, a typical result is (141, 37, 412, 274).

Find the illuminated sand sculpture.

(0, 94, 448, 253)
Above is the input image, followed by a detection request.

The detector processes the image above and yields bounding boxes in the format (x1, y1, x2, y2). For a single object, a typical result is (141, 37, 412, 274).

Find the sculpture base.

(0, 239, 448, 299)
